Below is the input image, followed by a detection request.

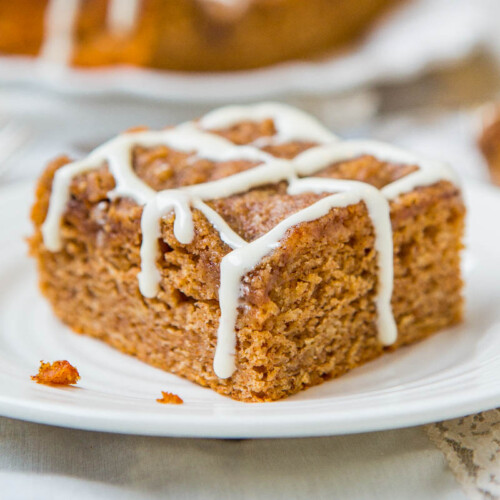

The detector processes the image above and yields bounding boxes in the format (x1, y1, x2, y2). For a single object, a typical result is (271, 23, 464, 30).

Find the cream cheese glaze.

(107, 0, 142, 35)
(40, 0, 81, 64)
(40, 103, 459, 379)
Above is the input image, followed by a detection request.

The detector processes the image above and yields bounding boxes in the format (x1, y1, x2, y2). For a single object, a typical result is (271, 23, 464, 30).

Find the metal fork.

(0, 119, 31, 180)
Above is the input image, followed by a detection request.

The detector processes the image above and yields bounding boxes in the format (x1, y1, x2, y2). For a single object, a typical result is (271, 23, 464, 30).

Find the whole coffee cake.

(29, 103, 465, 402)
(0, 0, 401, 71)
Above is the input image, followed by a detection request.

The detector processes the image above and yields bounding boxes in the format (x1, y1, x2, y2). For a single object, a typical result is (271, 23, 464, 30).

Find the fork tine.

(0, 121, 31, 178)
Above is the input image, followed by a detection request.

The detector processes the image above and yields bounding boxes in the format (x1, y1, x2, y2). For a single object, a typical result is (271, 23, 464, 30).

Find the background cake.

(479, 103, 500, 186)
(0, 0, 401, 71)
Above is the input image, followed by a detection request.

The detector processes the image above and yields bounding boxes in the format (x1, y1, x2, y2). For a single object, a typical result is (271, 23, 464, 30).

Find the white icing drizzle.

(288, 178, 395, 342)
(40, 0, 81, 64)
(191, 200, 247, 250)
(107, 0, 141, 35)
(40, 103, 459, 379)
(215, 177, 395, 378)
(197, 0, 260, 24)
(382, 165, 459, 200)
(199, 102, 337, 145)
(42, 124, 271, 252)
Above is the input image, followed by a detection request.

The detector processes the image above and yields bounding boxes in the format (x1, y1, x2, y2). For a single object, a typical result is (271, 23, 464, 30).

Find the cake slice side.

(29, 148, 464, 402)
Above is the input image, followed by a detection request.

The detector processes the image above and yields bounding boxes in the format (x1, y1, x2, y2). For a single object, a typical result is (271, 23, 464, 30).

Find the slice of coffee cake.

(29, 103, 465, 401)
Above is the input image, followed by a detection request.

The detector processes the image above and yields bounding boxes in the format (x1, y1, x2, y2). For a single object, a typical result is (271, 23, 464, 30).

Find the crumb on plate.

(156, 391, 183, 405)
(31, 360, 80, 386)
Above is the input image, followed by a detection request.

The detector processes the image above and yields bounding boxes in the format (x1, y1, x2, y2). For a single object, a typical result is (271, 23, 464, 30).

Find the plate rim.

(0, 390, 499, 438)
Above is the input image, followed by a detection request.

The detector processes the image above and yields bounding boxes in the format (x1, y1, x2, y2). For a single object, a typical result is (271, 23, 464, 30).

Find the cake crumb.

(31, 360, 80, 386)
(156, 391, 183, 405)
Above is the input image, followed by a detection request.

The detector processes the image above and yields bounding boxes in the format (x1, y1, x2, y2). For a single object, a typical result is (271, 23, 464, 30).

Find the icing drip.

(138, 190, 194, 297)
(41, 0, 143, 64)
(42, 125, 271, 252)
(40, 0, 81, 64)
(40, 103, 459, 379)
(107, 0, 141, 35)
(215, 177, 394, 378)
(287, 178, 395, 346)
(199, 0, 253, 21)
(191, 200, 247, 250)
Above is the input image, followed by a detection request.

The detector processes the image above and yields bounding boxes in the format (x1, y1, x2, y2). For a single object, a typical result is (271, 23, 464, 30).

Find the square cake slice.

(29, 103, 465, 402)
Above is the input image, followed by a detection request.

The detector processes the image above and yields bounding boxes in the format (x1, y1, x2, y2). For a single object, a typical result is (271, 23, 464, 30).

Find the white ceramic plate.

(0, 181, 498, 438)
(0, 0, 488, 102)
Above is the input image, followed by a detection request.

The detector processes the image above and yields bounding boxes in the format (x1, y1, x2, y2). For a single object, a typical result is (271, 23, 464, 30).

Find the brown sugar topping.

(31, 360, 80, 386)
(156, 391, 184, 404)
